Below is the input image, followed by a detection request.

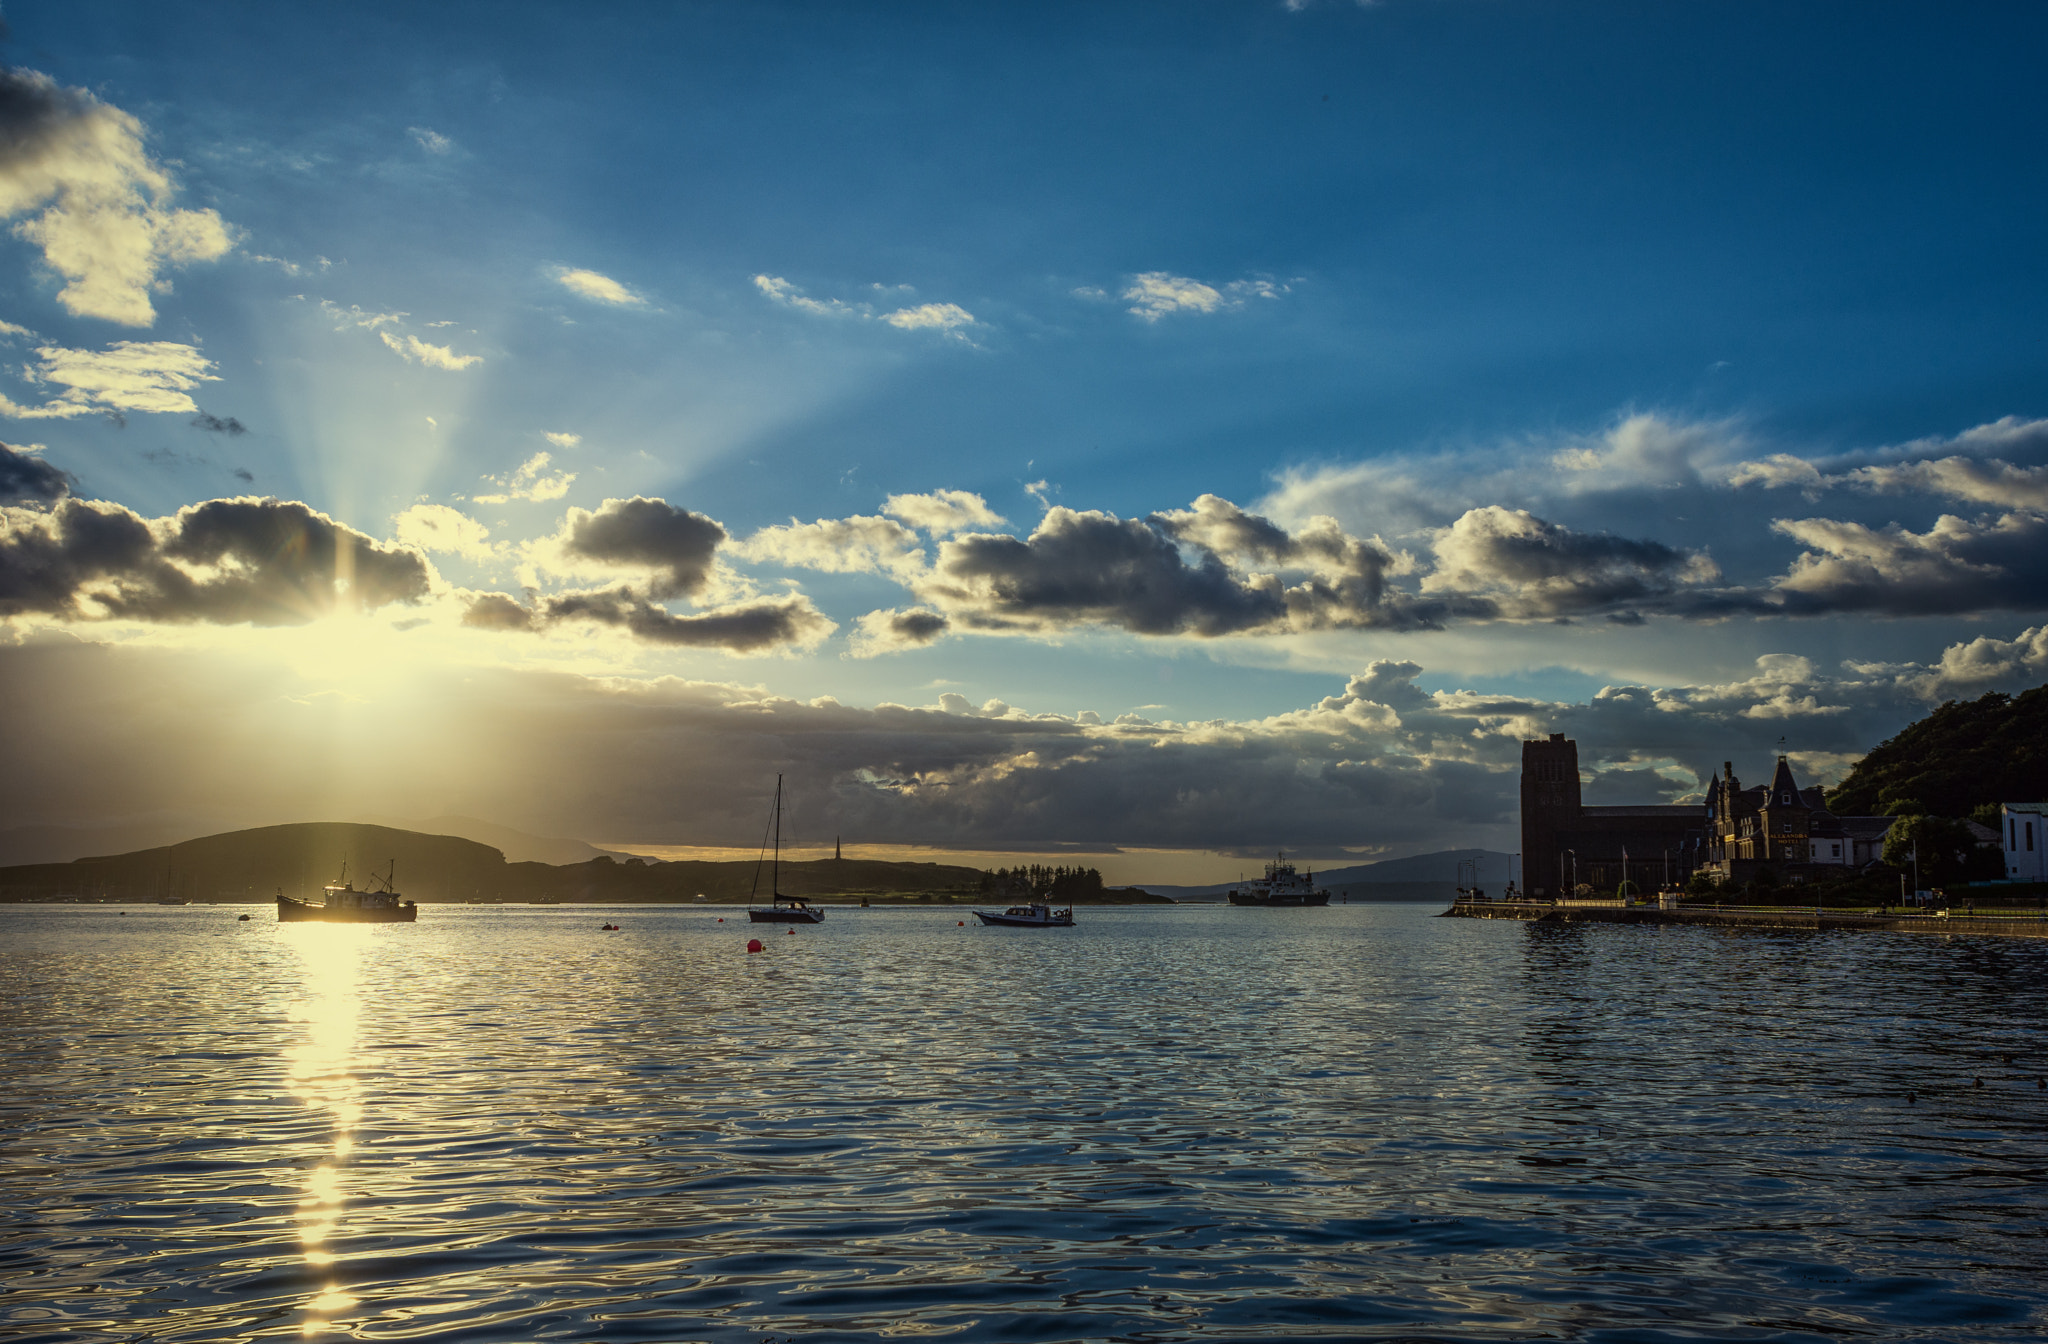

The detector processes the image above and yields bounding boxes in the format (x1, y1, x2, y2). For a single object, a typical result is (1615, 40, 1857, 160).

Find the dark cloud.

(1424, 506, 1719, 617)
(0, 66, 95, 164)
(189, 411, 247, 435)
(0, 441, 72, 504)
(1767, 512, 2048, 617)
(231, 467, 254, 484)
(561, 496, 726, 599)
(0, 496, 431, 624)
(462, 587, 832, 654)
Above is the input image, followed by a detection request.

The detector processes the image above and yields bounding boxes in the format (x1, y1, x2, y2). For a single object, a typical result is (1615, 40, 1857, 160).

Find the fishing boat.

(277, 861, 418, 923)
(973, 901, 1075, 927)
(1226, 854, 1330, 907)
(747, 775, 825, 924)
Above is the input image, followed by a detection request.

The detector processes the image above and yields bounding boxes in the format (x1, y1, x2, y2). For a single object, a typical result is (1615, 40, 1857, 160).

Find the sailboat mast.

(773, 773, 782, 896)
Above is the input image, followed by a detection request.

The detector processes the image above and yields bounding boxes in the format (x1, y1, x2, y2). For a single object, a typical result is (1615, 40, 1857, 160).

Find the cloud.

(912, 499, 1431, 637)
(555, 267, 644, 307)
(319, 301, 406, 330)
(753, 273, 862, 319)
(462, 587, 833, 655)
(849, 607, 950, 658)
(391, 504, 496, 563)
(882, 489, 1005, 535)
(735, 513, 925, 578)
(0, 318, 33, 340)
(0, 67, 233, 326)
(880, 302, 975, 332)
(539, 496, 727, 599)
(0, 440, 71, 504)
(0, 495, 431, 625)
(474, 451, 575, 504)
(1845, 455, 2048, 510)
(1121, 272, 1285, 321)
(189, 410, 246, 435)
(543, 431, 581, 449)
(408, 126, 454, 154)
(1768, 511, 2048, 616)
(1421, 506, 1720, 618)
(755, 274, 976, 335)
(0, 340, 219, 419)
(378, 331, 482, 370)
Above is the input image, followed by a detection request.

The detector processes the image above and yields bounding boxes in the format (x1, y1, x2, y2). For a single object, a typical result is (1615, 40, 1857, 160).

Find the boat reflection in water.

(283, 924, 368, 1336)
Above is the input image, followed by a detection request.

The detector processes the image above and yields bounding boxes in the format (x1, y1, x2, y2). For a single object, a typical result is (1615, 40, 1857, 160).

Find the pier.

(1444, 898, 2048, 939)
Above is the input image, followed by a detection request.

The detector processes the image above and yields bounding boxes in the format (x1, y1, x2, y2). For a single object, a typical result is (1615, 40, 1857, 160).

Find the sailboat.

(747, 774, 825, 924)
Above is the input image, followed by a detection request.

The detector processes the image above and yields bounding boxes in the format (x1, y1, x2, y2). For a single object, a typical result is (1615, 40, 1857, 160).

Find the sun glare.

(284, 925, 369, 1330)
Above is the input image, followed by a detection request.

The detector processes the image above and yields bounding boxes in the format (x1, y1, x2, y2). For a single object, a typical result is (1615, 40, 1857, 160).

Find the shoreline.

(1444, 898, 2048, 938)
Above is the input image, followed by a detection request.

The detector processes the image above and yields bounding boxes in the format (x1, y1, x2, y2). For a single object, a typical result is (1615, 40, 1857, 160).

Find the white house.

(2002, 803, 2048, 882)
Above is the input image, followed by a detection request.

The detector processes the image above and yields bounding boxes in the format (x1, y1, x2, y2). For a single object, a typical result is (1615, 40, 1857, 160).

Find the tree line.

(979, 864, 1106, 900)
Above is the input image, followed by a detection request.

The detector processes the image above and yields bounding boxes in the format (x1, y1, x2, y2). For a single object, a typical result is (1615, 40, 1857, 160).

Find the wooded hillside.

(1826, 684, 2048, 818)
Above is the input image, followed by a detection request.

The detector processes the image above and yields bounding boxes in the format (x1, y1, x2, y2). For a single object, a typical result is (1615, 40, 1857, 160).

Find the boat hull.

(748, 908, 825, 923)
(277, 896, 417, 923)
(1227, 892, 1329, 907)
(974, 911, 1075, 927)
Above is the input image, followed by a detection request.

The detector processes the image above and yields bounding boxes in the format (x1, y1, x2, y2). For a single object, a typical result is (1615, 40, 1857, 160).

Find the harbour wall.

(1444, 899, 2048, 939)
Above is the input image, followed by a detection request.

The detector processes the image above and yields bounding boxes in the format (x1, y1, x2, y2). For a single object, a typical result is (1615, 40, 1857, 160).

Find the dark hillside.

(1826, 685, 2048, 818)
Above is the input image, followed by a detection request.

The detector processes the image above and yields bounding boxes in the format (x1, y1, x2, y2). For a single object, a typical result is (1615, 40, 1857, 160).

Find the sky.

(2, 1, 2046, 882)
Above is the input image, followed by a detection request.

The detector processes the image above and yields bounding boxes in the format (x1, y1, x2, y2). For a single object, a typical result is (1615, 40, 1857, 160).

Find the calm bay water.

(3, 903, 2046, 1343)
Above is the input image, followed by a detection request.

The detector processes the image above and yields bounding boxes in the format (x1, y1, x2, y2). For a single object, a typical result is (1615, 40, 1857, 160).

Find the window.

(1831, 843, 1840, 858)
(2030, 821, 2036, 853)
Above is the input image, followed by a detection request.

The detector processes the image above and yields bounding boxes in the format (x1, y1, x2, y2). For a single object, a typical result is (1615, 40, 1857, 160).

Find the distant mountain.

(1137, 849, 1516, 901)
(352, 813, 631, 866)
(1826, 684, 2048, 819)
(0, 820, 991, 903)
(0, 821, 206, 868)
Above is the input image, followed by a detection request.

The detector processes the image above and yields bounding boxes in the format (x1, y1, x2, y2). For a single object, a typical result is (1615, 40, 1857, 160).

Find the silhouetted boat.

(974, 902, 1074, 927)
(747, 775, 824, 924)
(1227, 855, 1330, 907)
(277, 861, 418, 923)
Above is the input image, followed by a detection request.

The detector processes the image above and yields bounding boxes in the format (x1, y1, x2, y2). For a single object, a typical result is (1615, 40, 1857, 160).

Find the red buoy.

(717, 917, 724, 922)
(746, 938, 764, 953)
(958, 920, 965, 926)
(786, 927, 796, 934)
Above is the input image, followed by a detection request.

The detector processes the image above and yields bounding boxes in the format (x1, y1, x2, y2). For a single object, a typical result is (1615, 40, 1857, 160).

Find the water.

(3, 903, 2046, 1343)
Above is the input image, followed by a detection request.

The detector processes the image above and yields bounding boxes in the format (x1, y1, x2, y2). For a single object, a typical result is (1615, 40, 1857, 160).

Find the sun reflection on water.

(283, 924, 370, 1335)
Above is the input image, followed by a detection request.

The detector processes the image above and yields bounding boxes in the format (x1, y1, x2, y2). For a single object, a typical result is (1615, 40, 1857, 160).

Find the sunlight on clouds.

(1121, 272, 1285, 321)
(543, 431, 581, 449)
(475, 452, 574, 503)
(378, 331, 482, 371)
(318, 300, 407, 330)
(392, 503, 496, 562)
(880, 302, 975, 332)
(408, 126, 454, 154)
(0, 69, 233, 326)
(555, 267, 644, 306)
(0, 340, 218, 418)
(883, 489, 1006, 534)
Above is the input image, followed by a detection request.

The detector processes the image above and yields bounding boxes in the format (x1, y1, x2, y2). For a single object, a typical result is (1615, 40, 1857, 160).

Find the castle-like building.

(1521, 734, 1894, 895)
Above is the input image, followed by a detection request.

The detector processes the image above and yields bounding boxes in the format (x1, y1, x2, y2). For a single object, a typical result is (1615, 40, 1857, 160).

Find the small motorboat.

(974, 902, 1074, 928)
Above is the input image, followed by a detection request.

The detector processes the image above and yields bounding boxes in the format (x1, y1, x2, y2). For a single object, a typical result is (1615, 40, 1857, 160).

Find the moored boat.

(746, 775, 826, 924)
(974, 902, 1075, 927)
(277, 861, 418, 923)
(1227, 854, 1330, 907)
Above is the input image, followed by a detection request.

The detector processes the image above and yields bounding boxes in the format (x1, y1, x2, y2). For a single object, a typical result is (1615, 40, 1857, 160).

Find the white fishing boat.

(1226, 854, 1330, 907)
(973, 901, 1074, 927)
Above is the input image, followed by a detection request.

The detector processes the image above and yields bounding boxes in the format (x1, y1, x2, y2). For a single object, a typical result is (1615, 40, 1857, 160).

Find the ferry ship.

(1226, 855, 1331, 907)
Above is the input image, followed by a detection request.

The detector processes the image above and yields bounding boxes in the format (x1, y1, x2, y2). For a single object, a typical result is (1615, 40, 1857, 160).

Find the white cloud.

(881, 302, 975, 332)
(0, 319, 34, 341)
(475, 452, 575, 504)
(0, 68, 234, 326)
(736, 514, 926, 579)
(543, 431, 581, 449)
(408, 126, 454, 155)
(1121, 272, 1286, 322)
(555, 267, 644, 307)
(391, 504, 497, 562)
(753, 273, 862, 319)
(1846, 456, 2048, 510)
(882, 489, 1006, 535)
(0, 340, 218, 419)
(319, 300, 406, 330)
(379, 331, 482, 371)
(848, 606, 950, 658)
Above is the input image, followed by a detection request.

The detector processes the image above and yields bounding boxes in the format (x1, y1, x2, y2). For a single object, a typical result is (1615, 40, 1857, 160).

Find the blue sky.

(3, 2, 2046, 878)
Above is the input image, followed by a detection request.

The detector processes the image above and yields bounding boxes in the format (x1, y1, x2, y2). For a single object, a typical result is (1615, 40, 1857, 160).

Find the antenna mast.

(772, 774, 782, 897)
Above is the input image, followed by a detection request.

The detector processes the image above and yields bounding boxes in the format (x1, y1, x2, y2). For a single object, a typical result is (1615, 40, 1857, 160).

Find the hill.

(0, 821, 997, 904)
(1826, 684, 2048, 818)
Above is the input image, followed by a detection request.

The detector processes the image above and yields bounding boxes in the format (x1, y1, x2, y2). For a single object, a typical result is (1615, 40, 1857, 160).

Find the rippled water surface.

(5, 903, 2048, 1343)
